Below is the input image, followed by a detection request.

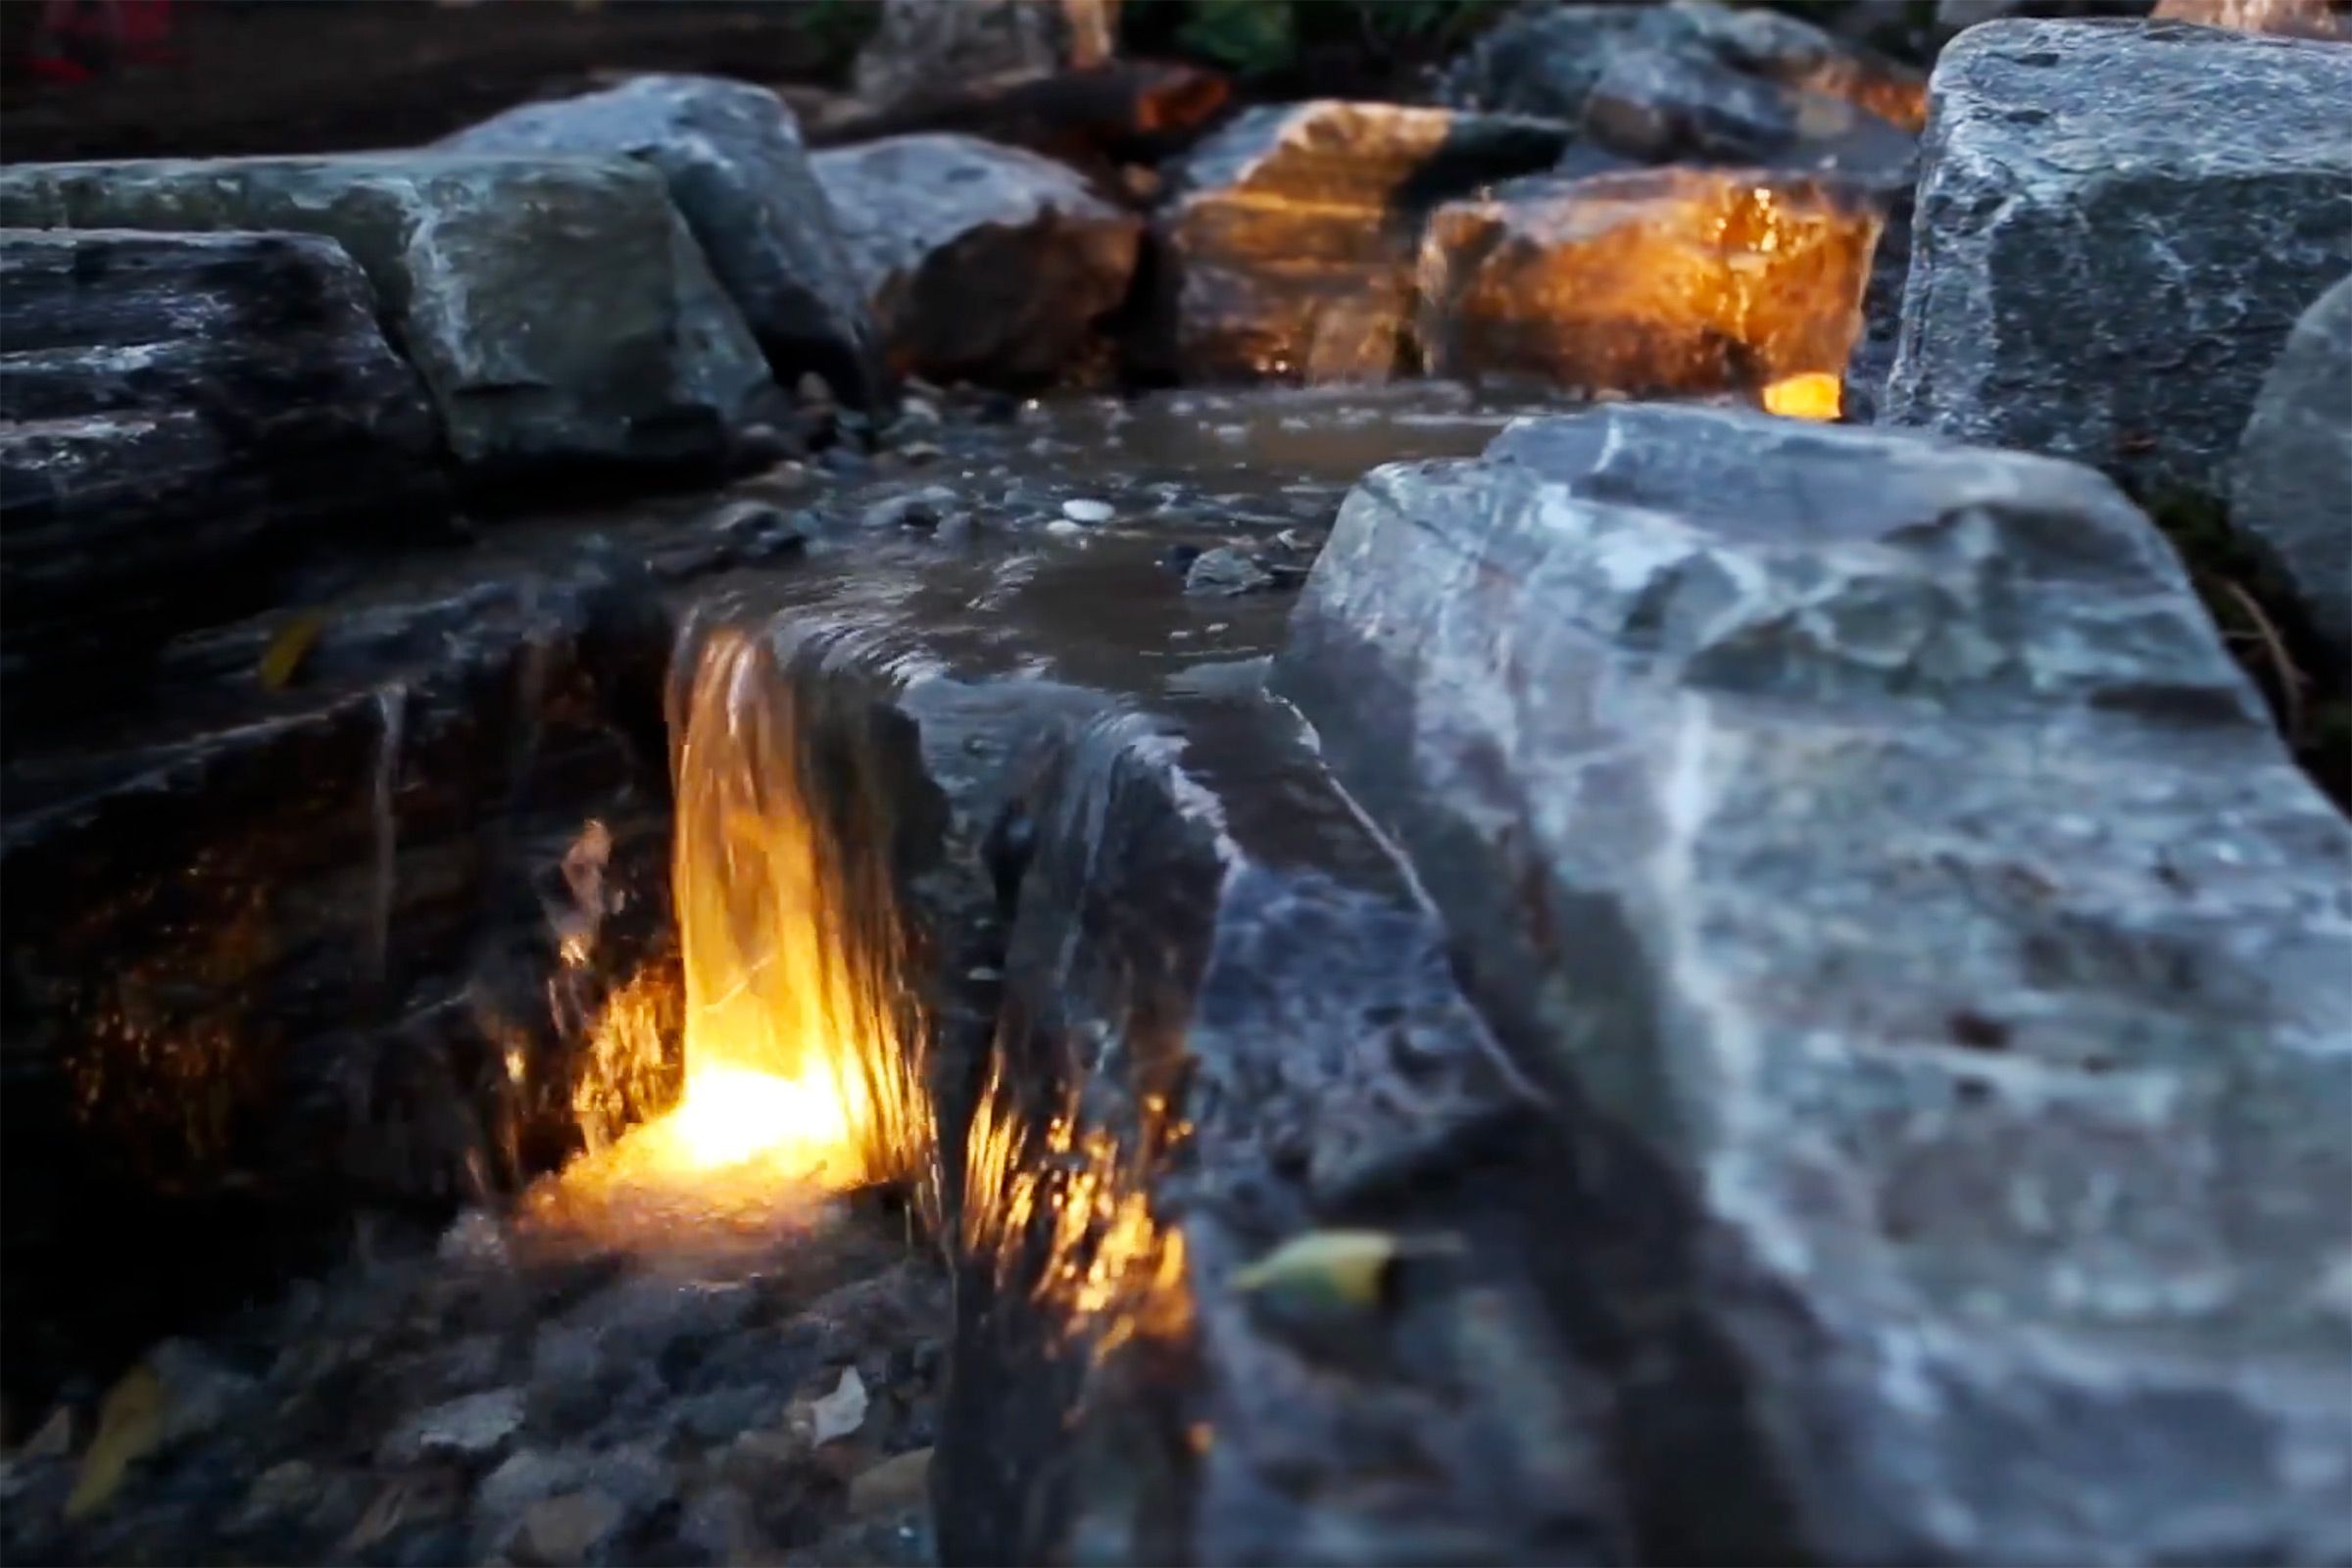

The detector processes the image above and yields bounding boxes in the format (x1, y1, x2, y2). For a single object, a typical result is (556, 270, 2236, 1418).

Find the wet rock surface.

(0, 1195, 945, 1568)
(1275, 402, 2352, 1565)
(1881, 19, 2352, 503)
(1157, 102, 1571, 383)
(439, 74, 887, 414)
(2232, 271, 2352, 661)
(0, 226, 446, 733)
(0, 155, 774, 473)
(811, 133, 1143, 388)
(1417, 167, 1882, 396)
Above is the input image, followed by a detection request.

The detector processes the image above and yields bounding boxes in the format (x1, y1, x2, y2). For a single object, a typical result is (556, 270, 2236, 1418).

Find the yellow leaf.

(65, 1364, 164, 1521)
(258, 611, 327, 692)
(1231, 1229, 1399, 1314)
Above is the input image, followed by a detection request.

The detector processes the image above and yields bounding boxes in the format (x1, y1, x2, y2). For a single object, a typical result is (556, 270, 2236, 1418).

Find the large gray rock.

(1881, 21, 2352, 504)
(440, 74, 886, 412)
(0, 155, 773, 471)
(810, 133, 1141, 387)
(2232, 273, 2352, 660)
(1158, 102, 1570, 383)
(1275, 403, 2352, 1565)
(0, 227, 444, 730)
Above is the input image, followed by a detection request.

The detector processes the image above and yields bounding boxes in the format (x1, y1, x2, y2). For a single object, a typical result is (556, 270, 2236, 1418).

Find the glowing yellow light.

(1763, 371, 1843, 421)
(659, 1062, 858, 1175)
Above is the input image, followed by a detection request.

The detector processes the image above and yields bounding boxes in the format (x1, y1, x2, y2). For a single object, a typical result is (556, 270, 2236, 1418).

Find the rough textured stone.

(1439, 0, 1926, 144)
(0, 227, 444, 732)
(1158, 102, 1570, 383)
(1417, 167, 1883, 397)
(0, 155, 773, 471)
(440, 74, 886, 412)
(1275, 402, 2352, 1565)
(0, 548, 675, 1409)
(1881, 20, 2352, 503)
(810, 134, 1141, 388)
(936, 697, 1628, 1567)
(2232, 273, 2352, 658)
(854, 0, 1120, 111)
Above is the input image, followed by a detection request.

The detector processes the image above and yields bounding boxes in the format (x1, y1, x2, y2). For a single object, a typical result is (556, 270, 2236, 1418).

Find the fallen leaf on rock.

(65, 1364, 163, 1520)
(809, 1367, 868, 1446)
(259, 611, 328, 691)
(1231, 1229, 1401, 1315)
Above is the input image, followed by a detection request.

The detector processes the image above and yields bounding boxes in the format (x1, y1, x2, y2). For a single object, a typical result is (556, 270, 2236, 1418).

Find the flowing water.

(4, 382, 1591, 1566)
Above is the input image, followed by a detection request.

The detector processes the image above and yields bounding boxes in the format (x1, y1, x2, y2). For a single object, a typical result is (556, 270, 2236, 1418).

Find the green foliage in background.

(1140, 0, 1516, 75)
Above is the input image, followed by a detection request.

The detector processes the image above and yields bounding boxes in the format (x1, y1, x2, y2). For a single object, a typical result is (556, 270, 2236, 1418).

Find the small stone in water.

(1045, 519, 1085, 539)
(377, 1388, 523, 1465)
(519, 1489, 625, 1567)
(895, 394, 943, 432)
(1185, 547, 1276, 597)
(436, 1208, 507, 1268)
(1060, 498, 1115, 524)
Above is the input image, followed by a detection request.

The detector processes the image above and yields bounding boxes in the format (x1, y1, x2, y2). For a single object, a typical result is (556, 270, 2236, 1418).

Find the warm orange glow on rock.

(1418, 168, 1882, 400)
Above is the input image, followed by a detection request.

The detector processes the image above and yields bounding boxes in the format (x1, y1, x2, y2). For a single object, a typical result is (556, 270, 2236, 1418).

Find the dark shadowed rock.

(1158, 102, 1571, 383)
(0, 227, 445, 734)
(439, 74, 887, 413)
(0, 549, 678, 1412)
(0, 155, 773, 472)
(1275, 402, 2352, 1565)
(1438, 0, 1926, 147)
(853, 0, 1119, 113)
(934, 698, 1628, 1567)
(1881, 20, 2352, 503)
(1416, 167, 1882, 397)
(810, 134, 1141, 388)
(2232, 273, 2352, 660)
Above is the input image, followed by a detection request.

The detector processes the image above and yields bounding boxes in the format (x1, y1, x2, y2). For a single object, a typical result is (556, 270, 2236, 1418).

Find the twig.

(2215, 576, 2309, 746)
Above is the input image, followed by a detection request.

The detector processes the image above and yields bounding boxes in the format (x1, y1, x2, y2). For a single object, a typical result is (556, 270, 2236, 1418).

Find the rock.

(477, 1448, 588, 1524)
(518, 1490, 626, 1567)
(935, 697, 1627, 1565)
(378, 1389, 523, 1466)
(0, 155, 773, 472)
(1438, 1, 1926, 143)
(810, 134, 1141, 388)
(1182, 546, 1275, 596)
(1417, 168, 1883, 398)
(439, 74, 885, 413)
(1158, 102, 1572, 384)
(862, 485, 961, 533)
(679, 1483, 772, 1565)
(1880, 21, 2352, 504)
(2151, 0, 2349, 35)
(854, 0, 1118, 112)
(812, 60, 1231, 174)
(1058, 497, 1114, 523)
(1, 549, 676, 1404)
(1274, 402, 2352, 1564)
(2233, 274, 2352, 659)
(847, 1446, 933, 1520)
(0, 227, 445, 731)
